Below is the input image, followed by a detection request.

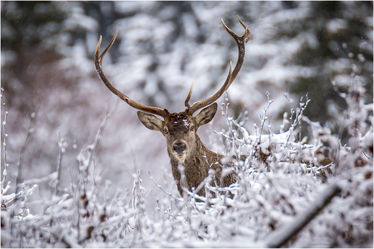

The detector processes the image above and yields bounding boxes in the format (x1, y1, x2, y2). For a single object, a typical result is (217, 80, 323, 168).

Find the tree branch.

(266, 183, 342, 248)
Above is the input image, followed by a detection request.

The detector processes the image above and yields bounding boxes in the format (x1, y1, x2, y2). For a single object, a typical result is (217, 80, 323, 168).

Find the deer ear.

(137, 111, 164, 131)
(194, 103, 218, 128)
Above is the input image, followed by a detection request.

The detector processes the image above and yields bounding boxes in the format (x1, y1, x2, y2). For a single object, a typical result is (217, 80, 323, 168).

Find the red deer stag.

(94, 17, 250, 197)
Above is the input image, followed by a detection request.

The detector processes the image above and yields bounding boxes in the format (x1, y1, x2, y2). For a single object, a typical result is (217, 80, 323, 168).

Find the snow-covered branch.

(266, 184, 342, 248)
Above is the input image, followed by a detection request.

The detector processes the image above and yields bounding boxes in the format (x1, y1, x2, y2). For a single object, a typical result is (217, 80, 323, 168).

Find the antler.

(186, 16, 251, 114)
(94, 29, 169, 117)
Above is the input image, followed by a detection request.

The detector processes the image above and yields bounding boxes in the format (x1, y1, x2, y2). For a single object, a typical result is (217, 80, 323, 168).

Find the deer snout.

(172, 141, 187, 154)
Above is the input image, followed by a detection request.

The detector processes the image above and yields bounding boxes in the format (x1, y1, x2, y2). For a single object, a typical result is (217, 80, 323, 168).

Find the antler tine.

(188, 17, 250, 114)
(184, 82, 194, 108)
(94, 30, 169, 118)
(96, 29, 119, 64)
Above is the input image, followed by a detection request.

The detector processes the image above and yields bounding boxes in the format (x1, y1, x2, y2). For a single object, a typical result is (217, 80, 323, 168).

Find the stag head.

(94, 17, 250, 164)
(137, 103, 218, 163)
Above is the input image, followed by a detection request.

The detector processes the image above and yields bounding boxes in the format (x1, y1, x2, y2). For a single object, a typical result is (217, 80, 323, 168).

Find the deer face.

(137, 103, 217, 163)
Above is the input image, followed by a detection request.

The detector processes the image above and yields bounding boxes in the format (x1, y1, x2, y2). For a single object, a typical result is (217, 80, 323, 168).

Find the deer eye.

(163, 127, 169, 134)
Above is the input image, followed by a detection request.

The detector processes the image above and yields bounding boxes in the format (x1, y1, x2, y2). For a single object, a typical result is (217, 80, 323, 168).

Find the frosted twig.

(1, 108, 9, 193)
(75, 106, 114, 245)
(177, 163, 189, 199)
(14, 111, 36, 201)
(55, 135, 67, 195)
(259, 92, 273, 145)
(286, 95, 310, 143)
(87, 107, 112, 176)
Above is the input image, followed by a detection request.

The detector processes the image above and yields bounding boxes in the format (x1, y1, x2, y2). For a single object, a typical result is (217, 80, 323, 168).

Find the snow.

(327, 19, 347, 34)
(1, 1, 372, 248)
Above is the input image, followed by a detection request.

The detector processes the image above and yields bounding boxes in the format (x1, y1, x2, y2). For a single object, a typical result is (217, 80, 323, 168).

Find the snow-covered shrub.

(1, 2, 372, 247)
(2, 67, 372, 247)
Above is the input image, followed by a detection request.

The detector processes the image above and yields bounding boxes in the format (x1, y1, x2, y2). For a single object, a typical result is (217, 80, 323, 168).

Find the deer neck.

(193, 136, 220, 165)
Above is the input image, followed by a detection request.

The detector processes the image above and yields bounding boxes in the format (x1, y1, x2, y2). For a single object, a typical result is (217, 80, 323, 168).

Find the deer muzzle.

(172, 141, 187, 154)
(171, 139, 188, 163)
(171, 140, 189, 163)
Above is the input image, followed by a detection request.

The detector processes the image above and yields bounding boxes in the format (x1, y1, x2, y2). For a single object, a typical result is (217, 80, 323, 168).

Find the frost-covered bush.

(2, 2, 372, 191)
(1, 67, 372, 247)
(1, 3, 372, 247)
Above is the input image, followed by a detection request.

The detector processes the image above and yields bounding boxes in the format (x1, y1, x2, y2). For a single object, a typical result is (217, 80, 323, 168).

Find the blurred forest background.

(1, 1, 373, 208)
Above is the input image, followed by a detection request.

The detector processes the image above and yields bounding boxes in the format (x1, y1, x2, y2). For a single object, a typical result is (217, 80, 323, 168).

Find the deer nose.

(173, 142, 186, 154)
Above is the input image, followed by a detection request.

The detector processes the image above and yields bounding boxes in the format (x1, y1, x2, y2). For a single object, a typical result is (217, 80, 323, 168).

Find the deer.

(94, 17, 250, 197)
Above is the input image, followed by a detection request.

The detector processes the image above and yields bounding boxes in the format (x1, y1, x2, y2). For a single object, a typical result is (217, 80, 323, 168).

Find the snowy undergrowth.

(1, 79, 372, 247)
